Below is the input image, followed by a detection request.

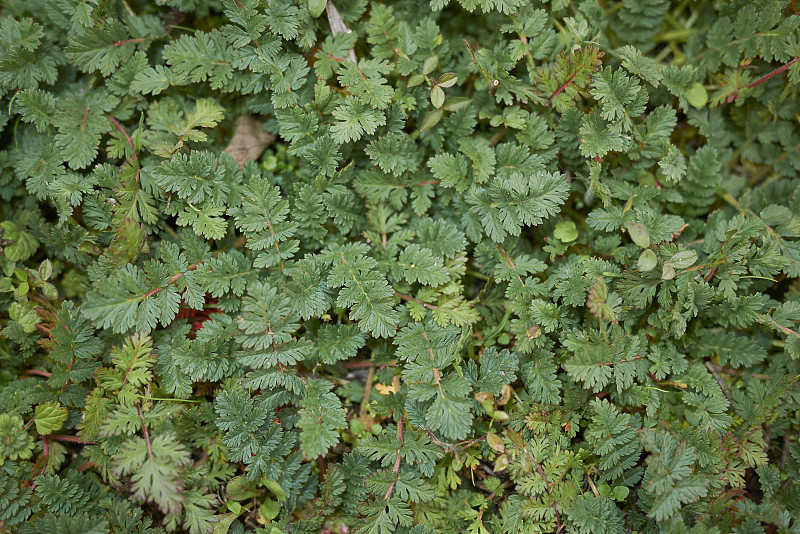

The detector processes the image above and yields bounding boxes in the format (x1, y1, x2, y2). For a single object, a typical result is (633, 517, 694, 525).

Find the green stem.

(466, 269, 490, 281)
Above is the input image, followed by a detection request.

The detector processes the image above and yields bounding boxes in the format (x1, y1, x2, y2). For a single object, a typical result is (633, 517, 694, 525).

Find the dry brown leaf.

(375, 382, 397, 395)
(224, 115, 275, 170)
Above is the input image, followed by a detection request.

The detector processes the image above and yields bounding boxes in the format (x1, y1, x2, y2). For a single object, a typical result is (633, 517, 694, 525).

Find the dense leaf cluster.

(1, 0, 800, 532)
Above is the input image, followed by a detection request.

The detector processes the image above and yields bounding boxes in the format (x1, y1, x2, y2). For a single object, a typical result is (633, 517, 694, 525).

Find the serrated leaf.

(35, 402, 68, 435)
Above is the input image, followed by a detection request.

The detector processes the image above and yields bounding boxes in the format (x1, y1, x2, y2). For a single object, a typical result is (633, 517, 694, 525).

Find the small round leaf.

(637, 249, 657, 272)
(626, 222, 650, 248)
(349, 418, 365, 434)
(227, 475, 258, 501)
(42, 282, 59, 300)
(15, 281, 29, 298)
(686, 82, 708, 108)
(554, 221, 579, 242)
(494, 454, 509, 472)
(259, 499, 280, 521)
(611, 486, 630, 501)
(486, 432, 505, 453)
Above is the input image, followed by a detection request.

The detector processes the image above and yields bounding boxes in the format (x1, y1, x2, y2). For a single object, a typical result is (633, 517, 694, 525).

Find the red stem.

(531, 457, 563, 533)
(46, 434, 95, 444)
(384, 377, 404, 501)
(342, 361, 397, 369)
(726, 57, 800, 103)
(394, 292, 442, 311)
(137, 405, 153, 460)
(108, 115, 138, 161)
(40, 437, 49, 475)
(141, 262, 200, 300)
(112, 37, 145, 47)
(20, 369, 51, 378)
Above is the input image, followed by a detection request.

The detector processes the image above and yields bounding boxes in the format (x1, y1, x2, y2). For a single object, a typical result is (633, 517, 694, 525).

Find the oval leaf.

(638, 249, 657, 272)
(39, 259, 52, 280)
(263, 479, 286, 502)
(670, 250, 698, 269)
(486, 432, 505, 453)
(626, 222, 650, 248)
(308, 0, 327, 18)
(443, 96, 472, 111)
(430, 85, 445, 108)
(408, 73, 426, 88)
(420, 109, 442, 131)
(438, 72, 458, 88)
(686, 82, 708, 108)
(227, 475, 258, 501)
(259, 499, 280, 522)
(422, 56, 439, 75)
(661, 261, 676, 280)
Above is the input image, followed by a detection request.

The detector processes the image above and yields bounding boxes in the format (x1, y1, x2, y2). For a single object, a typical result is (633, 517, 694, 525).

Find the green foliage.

(2, 0, 800, 533)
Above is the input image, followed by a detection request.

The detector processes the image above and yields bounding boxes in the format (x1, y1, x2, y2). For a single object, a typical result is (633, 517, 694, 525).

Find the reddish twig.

(708, 362, 771, 380)
(141, 262, 201, 300)
(108, 115, 138, 161)
(40, 437, 49, 475)
(342, 360, 397, 369)
(489, 127, 507, 147)
(531, 457, 563, 533)
(77, 462, 95, 472)
(498, 246, 525, 288)
(705, 361, 733, 402)
(20, 369, 51, 379)
(549, 71, 580, 106)
(394, 292, 442, 311)
(46, 434, 95, 445)
(112, 37, 145, 47)
(725, 57, 800, 103)
(81, 107, 90, 130)
(137, 405, 153, 460)
(384, 376, 404, 501)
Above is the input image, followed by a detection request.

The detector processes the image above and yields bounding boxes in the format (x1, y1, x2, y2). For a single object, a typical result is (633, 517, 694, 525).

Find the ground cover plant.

(1, 0, 800, 532)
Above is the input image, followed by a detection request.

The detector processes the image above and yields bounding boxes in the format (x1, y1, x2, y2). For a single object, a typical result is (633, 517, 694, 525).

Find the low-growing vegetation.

(1, 0, 800, 532)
